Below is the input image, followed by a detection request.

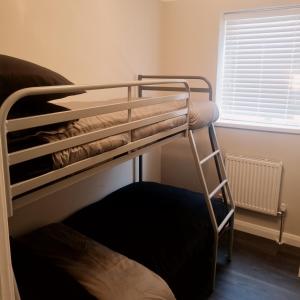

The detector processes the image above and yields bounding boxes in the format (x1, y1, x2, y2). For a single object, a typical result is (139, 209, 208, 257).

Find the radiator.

(225, 154, 283, 216)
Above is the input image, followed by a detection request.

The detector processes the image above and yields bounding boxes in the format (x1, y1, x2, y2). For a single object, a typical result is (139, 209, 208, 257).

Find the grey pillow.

(0, 54, 84, 116)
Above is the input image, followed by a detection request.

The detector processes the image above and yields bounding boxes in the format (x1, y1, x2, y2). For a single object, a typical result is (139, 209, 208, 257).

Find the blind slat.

(222, 88, 299, 95)
(222, 82, 299, 89)
(225, 58, 300, 64)
(227, 14, 300, 26)
(225, 44, 300, 51)
(225, 37, 300, 46)
(225, 53, 300, 59)
(223, 78, 300, 84)
(221, 109, 300, 119)
(224, 64, 300, 69)
(222, 102, 300, 110)
(222, 96, 300, 103)
(227, 19, 300, 30)
(225, 31, 300, 41)
(222, 91, 300, 100)
(223, 69, 300, 75)
(226, 24, 300, 35)
(225, 48, 300, 56)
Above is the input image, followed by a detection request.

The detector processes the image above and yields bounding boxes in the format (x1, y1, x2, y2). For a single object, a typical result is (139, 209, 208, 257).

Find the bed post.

(0, 90, 18, 300)
(0, 150, 16, 300)
(0, 201, 15, 300)
(138, 75, 143, 182)
(138, 155, 143, 182)
(137, 74, 143, 98)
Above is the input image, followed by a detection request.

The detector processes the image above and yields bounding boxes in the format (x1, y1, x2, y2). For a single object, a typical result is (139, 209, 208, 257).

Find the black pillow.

(0, 54, 84, 114)
(11, 237, 96, 300)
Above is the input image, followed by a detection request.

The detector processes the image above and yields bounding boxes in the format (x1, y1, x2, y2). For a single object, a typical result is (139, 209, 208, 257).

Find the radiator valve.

(280, 203, 287, 212)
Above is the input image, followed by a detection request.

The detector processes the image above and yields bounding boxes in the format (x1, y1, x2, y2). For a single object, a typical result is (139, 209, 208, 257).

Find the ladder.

(189, 124, 235, 291)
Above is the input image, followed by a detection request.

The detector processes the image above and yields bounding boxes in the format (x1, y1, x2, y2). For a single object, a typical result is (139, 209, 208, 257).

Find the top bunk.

(0, 57, 219, 217)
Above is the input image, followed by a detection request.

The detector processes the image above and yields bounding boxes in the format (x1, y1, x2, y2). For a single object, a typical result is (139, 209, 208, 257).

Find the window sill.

(215, 120, 300, 135)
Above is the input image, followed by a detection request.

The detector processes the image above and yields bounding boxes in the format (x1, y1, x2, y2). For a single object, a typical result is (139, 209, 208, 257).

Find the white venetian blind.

(217, 7, 300, 129)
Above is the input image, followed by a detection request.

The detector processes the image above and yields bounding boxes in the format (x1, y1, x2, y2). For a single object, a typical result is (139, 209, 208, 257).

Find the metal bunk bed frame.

(0, 77, 234, 299)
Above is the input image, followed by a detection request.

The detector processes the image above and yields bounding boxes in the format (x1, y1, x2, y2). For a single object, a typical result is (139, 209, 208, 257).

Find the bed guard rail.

(138, 75, 212, 101)
(1, 79, 191, 213)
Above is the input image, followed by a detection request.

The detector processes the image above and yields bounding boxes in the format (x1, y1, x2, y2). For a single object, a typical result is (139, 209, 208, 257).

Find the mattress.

(64, 181, 228, 300)
(13, 223, 176, 300)
(9, 98, 218, 184)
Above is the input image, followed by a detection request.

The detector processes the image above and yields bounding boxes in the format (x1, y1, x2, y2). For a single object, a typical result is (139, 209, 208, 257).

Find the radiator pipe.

(277, 209, 286, 245)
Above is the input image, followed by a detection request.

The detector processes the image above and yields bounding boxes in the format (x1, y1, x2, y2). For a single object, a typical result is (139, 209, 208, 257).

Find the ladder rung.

(218, 208, 234, 233)
(200, 150, 220, 165)
(209, 179, 228, 199)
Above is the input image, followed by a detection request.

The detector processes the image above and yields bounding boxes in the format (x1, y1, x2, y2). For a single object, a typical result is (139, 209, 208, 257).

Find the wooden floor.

(209, 231, 300, 300)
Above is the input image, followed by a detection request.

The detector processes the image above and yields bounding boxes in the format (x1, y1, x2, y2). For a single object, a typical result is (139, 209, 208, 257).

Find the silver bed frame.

(0, 77, 234, 299)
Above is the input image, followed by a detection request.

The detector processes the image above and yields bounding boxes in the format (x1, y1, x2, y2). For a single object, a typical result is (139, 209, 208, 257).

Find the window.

(216, 6, 300, 133)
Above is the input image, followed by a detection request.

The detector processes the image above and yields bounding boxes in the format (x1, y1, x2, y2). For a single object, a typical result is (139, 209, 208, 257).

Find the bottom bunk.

(12, 182, 228, 300)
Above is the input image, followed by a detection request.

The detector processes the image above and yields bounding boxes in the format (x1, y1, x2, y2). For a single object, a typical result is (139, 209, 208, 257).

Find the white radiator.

(225, 154, 282, 216)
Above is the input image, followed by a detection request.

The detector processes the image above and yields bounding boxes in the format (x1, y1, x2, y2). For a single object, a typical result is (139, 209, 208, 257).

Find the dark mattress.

(64, 181, 228, 300)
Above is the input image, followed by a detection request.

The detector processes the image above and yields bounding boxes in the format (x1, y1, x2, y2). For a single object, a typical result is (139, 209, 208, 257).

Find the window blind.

(217, 7, 300, 129)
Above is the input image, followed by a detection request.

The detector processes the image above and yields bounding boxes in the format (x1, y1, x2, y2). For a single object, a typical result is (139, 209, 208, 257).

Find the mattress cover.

(41, 99, 188, 168)
(17, 223, 176, 300)
(38, 99, 217, 167)
(65, 181, 228, 300)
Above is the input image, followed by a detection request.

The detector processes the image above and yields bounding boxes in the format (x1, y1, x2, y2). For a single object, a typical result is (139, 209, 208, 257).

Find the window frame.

(215, 5, 300, 135)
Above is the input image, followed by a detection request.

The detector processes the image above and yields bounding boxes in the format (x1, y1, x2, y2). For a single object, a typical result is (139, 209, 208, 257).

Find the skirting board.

(234, 219, 300, 248)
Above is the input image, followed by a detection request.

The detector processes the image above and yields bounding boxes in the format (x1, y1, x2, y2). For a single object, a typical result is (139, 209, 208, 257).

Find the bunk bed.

(0, 55, 235, 300)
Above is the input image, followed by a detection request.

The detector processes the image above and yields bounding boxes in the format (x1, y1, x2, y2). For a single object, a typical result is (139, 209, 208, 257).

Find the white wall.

(160, 0, 300, 243)
(0, 0, 162, 235)
(2, 0, 299, 243)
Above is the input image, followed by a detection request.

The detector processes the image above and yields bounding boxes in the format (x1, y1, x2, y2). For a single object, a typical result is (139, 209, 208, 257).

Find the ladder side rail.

(188, 130, 218, 291)
(208, 125, 228, 205)
(209, 124, 235, 210)
(188, 130, 219, 233)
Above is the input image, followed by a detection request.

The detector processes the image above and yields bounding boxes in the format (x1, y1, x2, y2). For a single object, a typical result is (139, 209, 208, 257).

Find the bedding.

(65, 181, 228, 300)
(7, 102, 72, 145)
(43, 100, 188, 168)
(9, 98, 218, 184)
(14, 223, 176, 300)
(7, 102, 74, 184)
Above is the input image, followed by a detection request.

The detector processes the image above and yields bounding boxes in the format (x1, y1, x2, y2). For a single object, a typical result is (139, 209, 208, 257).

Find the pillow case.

(16, 223, 176, 300)
(0, 54, 84, 115)
(11, 236, 96, 300)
